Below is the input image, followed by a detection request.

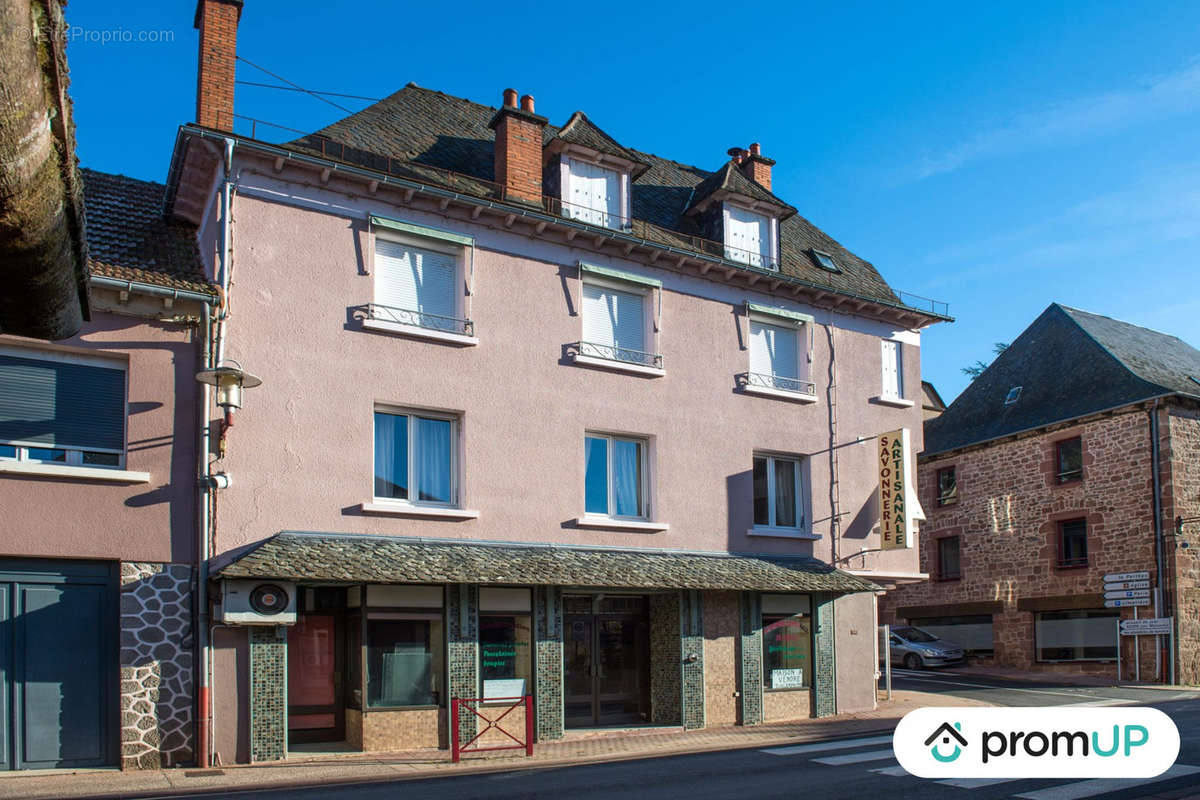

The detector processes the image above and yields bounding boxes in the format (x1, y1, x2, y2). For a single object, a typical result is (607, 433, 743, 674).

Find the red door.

(287, 614, 344, 743)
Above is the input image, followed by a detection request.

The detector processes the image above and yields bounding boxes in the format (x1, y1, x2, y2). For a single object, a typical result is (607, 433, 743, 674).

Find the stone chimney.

(194, 0, 243, 131)
(488, 88, 547, 206)
(738, 142, 775, 191)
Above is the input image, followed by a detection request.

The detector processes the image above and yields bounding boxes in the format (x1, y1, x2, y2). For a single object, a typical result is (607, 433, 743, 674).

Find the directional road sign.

(1104, 597, 1151, 608)
(1104, 580, 1151, 591)
(1120, 618, 1172, 636)
(1103, 571, 1150, 583)
(1104, 589, 1151, 600)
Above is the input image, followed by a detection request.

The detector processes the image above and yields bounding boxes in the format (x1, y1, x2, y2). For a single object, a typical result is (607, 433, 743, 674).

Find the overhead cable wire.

(235, 55, 353, 113)
(235, 79, 383, 103)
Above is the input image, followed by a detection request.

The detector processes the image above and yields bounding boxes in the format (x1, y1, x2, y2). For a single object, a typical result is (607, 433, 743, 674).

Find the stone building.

(0, 169, 214, 769)
(880, 303, 1200, 683)
(153, 0, 948, 764)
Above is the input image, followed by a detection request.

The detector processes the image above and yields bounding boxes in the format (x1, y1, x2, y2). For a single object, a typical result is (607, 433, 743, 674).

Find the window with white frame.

(0, 347, 127, 468)
(581, 280, 651, 366)
(753, 453, 804, 530)
(881, 339, 904, 399)
(747, 317, 810, 394)
(562, 156, 626, 230)
(584, 432, 648, 520)
(724, 203, 775, 269)
(372, 235, 467, 335)
(373, 408, 459, 507)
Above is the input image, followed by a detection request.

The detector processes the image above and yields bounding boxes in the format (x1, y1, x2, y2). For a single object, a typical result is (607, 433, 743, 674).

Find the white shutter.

(725, 205, 769, 267)
(882, 340, 902, 398)
(597, 167, 619, 228)
(375, 239, 457, 319)
(749, 320, 798, 379)
(583, 283, 645, 353)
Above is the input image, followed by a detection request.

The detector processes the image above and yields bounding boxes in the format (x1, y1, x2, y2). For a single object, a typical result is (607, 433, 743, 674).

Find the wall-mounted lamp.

(196, 360, 262, 457)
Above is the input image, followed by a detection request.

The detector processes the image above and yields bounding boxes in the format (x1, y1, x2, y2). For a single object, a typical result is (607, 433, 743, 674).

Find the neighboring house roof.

(215, 531, 880, 593)
(924, 303, 1200, 456)
(284, 84, 913, 310)
(921, 380, 947, 412)
(81, 169, 212, 295)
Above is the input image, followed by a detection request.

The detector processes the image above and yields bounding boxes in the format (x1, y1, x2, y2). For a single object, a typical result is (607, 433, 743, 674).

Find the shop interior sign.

(483, 678, 526, 701)
(771, 668, 804, 688)
(878, 428, 914, 549)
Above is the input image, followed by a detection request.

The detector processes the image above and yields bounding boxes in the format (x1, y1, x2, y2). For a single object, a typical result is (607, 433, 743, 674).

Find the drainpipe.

(196, 301, 213, 767)
(198, 136, 235, 768)
(1150, 400, 1170, 683)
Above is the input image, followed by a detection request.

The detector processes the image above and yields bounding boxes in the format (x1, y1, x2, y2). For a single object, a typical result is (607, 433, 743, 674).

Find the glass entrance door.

(563, 597, 649, 728)
(287, 614, 344, 744)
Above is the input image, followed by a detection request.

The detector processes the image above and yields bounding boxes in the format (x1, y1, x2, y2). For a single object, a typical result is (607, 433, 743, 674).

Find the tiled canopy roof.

(286, 84, 912, 309)
(924, 303, 1200, 456)
(81, 168, 212, 294)
(216, 532, 879, 593)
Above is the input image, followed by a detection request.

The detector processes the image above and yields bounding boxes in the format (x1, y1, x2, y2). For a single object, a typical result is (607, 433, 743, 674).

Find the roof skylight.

(1004, 386, 1022, 405)
(811, 249, 841, 273)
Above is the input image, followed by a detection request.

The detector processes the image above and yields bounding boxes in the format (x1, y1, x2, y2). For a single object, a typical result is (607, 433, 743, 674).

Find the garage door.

(0, 560, 118, 770)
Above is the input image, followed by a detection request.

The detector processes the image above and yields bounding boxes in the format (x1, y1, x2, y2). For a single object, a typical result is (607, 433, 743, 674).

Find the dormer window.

(723, 203, 778, 270)
(561, 156, 629, 230)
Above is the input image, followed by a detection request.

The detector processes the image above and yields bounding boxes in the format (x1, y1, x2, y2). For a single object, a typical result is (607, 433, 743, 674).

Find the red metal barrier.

(450, 695, 534, 763)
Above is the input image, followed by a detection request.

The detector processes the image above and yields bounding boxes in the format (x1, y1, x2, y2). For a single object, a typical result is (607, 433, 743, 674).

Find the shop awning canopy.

(214, 532, 879, 594)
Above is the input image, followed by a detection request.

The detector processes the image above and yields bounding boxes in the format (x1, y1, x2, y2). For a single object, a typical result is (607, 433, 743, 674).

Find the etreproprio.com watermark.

(31, 25, 175, 45)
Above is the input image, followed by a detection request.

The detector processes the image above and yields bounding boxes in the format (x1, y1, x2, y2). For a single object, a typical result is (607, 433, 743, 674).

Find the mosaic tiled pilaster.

(679, 589, 705, 730)
(249, 626, 286, 762)
(119, 562, 195, 769)
(739, 591, 764, 726)
(649, 592, 681, 725)
(813, 593, 837, 718)
(533, 586, 563, 741)
(447, 583, 479, 744)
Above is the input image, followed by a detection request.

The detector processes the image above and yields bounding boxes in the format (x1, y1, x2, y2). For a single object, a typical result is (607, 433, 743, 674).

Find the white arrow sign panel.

(1103, 571, 1150, 583)
(1105, 580, 1151, 591)
(1105, 597, 1151, 608)
(1104, 589, 1151, 600)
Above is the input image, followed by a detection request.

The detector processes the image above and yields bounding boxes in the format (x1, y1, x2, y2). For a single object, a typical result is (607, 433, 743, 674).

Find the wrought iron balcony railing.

(570, 341, 663, 370)
(738, 371, 816, 396)
(367, 303, 474, 337)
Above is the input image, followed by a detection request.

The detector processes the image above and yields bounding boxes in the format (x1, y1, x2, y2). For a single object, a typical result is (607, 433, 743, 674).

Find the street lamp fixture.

(195, 360, 262, 456)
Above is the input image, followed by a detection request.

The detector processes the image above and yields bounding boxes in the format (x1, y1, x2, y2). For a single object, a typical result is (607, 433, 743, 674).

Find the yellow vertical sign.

(878, 429, 908, 549)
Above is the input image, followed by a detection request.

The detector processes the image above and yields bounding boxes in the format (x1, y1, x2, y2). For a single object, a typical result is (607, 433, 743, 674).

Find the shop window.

(480, 615, 532, 700)
(761, 594, 812, 690)
(1035, 609, 1118, 662)
(366, 613, 444, 707)
(1057, 518, 1088, 568)
(936, 466, 957, 506)
(936, 536, 961, 580)
(908, 615, 993, 656)
(1056, 436, 1083, 484)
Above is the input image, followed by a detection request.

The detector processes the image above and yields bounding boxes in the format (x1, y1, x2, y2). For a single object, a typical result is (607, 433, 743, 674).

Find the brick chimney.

(738, 142, 775, 191)
(488, 88, 547, 206)
(194, 0, 243, 131)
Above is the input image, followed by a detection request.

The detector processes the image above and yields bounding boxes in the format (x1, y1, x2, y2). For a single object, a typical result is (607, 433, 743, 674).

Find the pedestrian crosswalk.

(760, 734, 1200, 796)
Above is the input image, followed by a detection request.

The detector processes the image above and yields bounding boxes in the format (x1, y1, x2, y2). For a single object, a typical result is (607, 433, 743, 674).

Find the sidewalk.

(930, 664, 1200, 690)
(0, 690, 989, 799)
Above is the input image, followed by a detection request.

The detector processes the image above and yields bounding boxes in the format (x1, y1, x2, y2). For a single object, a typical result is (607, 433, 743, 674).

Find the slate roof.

(685, 161, 796, 218)
(81, 169, 212, 294)
(215, 532, 879, 593)
(549, 111, 650, 176)
(285, 84, 914, 310)
(924, 304, 1200, 456)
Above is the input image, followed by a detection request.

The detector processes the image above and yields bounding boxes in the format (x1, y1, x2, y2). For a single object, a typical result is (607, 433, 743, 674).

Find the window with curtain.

(753, 453, 803, 530)
(584, 433, 647, 519)
(373, 409, 456, 506)
(0, 348, 127, 468)
(581, 281, 647, 362)
(723, 204, 773, 268)
(881, 340, 903, 399)
(373, 238, 460, 329)
(563, 157, 623, 229)
(936, 466, 958, 506)
(748, 319, 800, 389)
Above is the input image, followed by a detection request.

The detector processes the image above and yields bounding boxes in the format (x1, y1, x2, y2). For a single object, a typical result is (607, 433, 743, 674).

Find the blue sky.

(68, 1, 1200, 402)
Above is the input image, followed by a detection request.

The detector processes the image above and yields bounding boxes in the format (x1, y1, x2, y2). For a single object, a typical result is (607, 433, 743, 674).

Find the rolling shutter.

(0, 353, 126, 451)
(582, 283, 645, 353)
(749, 320, 798, 380)
(374, 239, 457, 319)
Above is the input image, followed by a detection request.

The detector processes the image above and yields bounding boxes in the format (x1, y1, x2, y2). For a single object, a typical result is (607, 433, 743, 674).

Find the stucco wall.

(210, 160, 926, 569)
(0, 311, 198, 563)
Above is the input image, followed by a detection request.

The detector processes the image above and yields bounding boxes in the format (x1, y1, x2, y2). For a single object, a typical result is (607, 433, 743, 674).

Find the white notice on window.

(483, 678, 526, 701)
(771, 668, 804, 688)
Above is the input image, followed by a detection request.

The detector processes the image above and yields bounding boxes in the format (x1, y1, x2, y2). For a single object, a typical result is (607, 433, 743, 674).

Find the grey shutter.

(0, 354, 126, 451)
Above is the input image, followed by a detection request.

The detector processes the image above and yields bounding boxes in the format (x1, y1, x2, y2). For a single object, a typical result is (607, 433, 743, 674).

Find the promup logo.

(924, 721, 967, 762)
(894, 707, 1179, 779)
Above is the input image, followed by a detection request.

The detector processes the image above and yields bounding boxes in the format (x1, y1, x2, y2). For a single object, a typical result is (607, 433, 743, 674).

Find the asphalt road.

(138, 672, 1200, 800)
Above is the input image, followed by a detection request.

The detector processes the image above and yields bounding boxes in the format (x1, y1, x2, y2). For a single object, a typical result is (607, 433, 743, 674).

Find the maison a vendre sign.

(878, 428, 912, 550)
